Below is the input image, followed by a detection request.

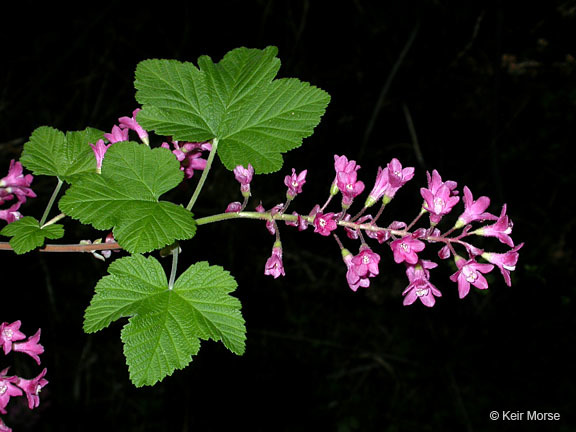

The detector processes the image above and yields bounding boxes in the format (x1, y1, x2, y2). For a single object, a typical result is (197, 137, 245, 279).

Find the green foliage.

(135, 46, 330, 174)
(59, 141, 196, 254)
(0, 216, 64, 254)
(20, 126, 104, 183)
(83, 255, 245, 387)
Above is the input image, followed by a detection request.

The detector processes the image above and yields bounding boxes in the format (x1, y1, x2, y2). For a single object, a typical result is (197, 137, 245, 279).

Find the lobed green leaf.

(84, 255, 245, 387)
(0, 216, 64, 254)
(135, 46, 330, 174)
(59, 141, 196, 253)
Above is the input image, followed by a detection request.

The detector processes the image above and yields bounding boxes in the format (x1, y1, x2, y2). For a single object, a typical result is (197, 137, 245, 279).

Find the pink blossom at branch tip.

(90, 139, 111, 172)
(0, 160, 36, 205)
(425, 169, 458, 195)
(12, 329, 44, 365)
(454, 186, 497, 229)
(313, 211, 338, 236)
(0, 321, 26, 355)
(264, 243, 285, 279)
(118, 108, 149, 145)
(0, 372, 22, 415)
(0, 201, 22, 224)
(234, 164, 254, 196)
(482, 243, 524, 286)
(284, 168, 307, 199)
(103, 125, 129, 144)
(402, 260, 442, 307)
(473, 204, 515, 247)
(15, 368, 48, 410)
(390, 235, 426, 265)
(449, 257, 494, 299)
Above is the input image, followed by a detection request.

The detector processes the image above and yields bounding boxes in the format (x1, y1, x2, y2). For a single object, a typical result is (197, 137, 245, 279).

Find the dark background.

(1, 1, 575, 431)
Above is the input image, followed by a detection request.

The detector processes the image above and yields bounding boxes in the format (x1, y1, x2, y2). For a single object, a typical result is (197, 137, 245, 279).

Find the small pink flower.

(264, 243, 285, 279)
(103, 125, 129, 143)
(351, 245, 380, 278)
(234, 164, 254, 197)
(473, 204, 514, 247)
(454, 186, 497, 229)
(118, 108, 149, 145)
(342, 250, 370, 292)
(421, 183, 460, 225)
(402, 260, 442, 307)
(0, 201, 22, 224)
(449, 257, 494, 299)
(390, 235, 426, 265)
(313, 212, 338, 236)
(12, 329, 44, 365)
(482, 243, 523, 286)
(336, 171, 365, 207)
(162, 141, 212, 179)
(225, 201, 242, 213)
(0, 372, 22, 415)
(0, 321, 26, 355)
(365, 166, 389, 207)
(15, 368, 48, 410)
(331, 155, 360, 195)
(90, 139, 111, 172)
(284, 168, 307, 199)
(0, 160, 36, 205)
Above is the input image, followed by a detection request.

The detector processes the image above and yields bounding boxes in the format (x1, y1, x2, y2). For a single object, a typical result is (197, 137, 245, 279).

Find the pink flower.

(402, 260, 442, 307)
(103, 125, 129, 143)
(351, 245, 380, 278)
(342, 250, 370, 291)
(162, 141, 212, 179)
(421, 183, 460, 225)
(234, 164, 254, 197)
(284, 168, 307, 199)
(0, 160, 36, 205)
(365, 166, 389, 207)
(482, 243, 523, 286)
(425, 169, 458, 194)
(473, 204, 514, 247)
(331, 155, 360, 195)
(90, 139, 111, 173)
(0, 201, 22, 224)
(0, 321, 26, 355)
(225, 201, 242, 213)
(454, 186, 497, 229)
(118, 108, 149, 145)
(264, 243, 285, 279)
(285, 212, 309, 231)
(0, 371, 22, 415)
(449, 257, 494, 299)
(12, 329, 44, 365)
(313, 212, 338, 236)
(15, 368, 48, 410)
(336, 171, 365, 208)
(390, 235, 426, 265)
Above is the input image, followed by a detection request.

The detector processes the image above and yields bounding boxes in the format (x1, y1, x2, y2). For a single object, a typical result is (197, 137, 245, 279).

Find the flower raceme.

(227, 154, 522, 307)
(0, 321, 48, 430)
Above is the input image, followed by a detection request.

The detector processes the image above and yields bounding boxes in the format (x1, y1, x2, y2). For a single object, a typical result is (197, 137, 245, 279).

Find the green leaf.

(20, 126, 105, 183)
(135, 46, 331, 174)
(0, 216, 64, 254)
(84, 255, 245, 387)
(59, 141, 196, 254)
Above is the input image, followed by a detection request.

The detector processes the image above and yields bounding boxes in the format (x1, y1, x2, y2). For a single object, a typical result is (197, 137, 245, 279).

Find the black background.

(1, 1, 575, 431)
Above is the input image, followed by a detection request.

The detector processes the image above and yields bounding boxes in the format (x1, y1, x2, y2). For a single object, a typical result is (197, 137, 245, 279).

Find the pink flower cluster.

(0, 321, 48, 431)
(0, 160, 36, 224)
(226, 153, 522, 307)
